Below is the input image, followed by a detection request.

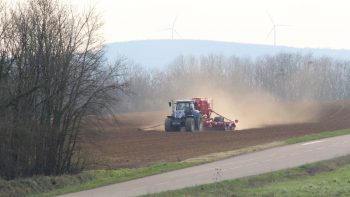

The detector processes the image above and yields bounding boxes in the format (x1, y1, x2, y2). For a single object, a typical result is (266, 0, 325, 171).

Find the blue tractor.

(165, 100, 202, 132)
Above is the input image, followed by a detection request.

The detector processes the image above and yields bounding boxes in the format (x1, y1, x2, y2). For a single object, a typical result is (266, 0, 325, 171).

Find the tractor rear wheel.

(165, 118, 173, 132)
(195, 115, 203, 131)
(185, 118, 195, 132)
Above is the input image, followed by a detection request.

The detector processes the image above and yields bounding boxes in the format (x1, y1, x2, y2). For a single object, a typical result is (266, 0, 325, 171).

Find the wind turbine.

(266, 12, 288, 47)
(163, 17, 181, 40)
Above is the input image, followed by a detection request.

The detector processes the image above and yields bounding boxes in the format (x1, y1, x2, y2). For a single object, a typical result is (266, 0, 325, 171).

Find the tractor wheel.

(185, 118, 195, 132)
(225, 124, 235, 131)
(224, 124, 232, 131)
(165, 118, 173, 132)
(195, 115, 203, 131)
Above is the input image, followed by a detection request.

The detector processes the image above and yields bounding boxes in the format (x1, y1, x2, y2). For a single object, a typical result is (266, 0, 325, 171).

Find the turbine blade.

(174, 29, 182, 39)
(172, 16, 178, 29)
(266, 11, 275, 25)
(265, 27, 274, 40)
(160, 28, 172, 31)
(276, 24, 290, 27)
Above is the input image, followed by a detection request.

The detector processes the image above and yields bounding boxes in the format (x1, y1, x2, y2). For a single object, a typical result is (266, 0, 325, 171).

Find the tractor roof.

(175, 100, 194, 103)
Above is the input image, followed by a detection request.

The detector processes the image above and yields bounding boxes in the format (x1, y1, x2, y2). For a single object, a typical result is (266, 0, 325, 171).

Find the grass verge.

(0, 162, 203, 197)
(2, 128, 350, 197)
(1, 142, 284, 197)
(144, 155, 350, 197)
(284, 129, 350, 145)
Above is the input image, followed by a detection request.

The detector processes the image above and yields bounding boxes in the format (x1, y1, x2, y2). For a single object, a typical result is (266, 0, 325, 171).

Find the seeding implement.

(165, 97, 238, 132)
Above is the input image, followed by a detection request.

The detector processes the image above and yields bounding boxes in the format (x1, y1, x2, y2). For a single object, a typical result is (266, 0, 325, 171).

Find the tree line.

(119, 53, 350, 112)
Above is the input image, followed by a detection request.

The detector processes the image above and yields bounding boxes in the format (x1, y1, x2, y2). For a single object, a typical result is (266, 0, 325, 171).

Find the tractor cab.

(165, 100, 202, 132)
(175, 101, 195, 114)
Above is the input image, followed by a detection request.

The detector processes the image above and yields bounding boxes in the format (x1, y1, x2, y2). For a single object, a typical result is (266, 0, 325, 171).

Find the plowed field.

(82, 101, 350, 169)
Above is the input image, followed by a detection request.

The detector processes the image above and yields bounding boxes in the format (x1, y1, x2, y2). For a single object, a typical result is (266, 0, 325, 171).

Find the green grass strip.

(145, 155, 350, 197)
(33, 162, 204, 197)
(0, 161, 202, 197)
(285, 129, 350, 145)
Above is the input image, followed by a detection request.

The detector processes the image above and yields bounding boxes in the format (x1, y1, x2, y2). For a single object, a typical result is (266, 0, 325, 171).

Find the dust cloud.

(177, 83, 320, 130)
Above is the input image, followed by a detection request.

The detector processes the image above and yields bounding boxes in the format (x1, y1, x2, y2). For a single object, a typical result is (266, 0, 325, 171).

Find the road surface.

(60, 134, 350, 197)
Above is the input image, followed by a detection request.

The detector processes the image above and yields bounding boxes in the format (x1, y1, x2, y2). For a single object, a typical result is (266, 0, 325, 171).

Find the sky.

(69, 0, 350, 49)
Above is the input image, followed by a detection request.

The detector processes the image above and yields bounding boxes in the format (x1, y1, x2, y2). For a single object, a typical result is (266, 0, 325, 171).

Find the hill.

(105, 39, 350, 69)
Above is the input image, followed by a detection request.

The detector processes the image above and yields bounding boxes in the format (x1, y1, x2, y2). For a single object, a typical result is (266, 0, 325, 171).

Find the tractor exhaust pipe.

(168, 100, 175, 112)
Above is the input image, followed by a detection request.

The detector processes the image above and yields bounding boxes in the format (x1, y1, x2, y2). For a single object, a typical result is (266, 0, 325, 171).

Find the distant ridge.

(105, 39, 350, 69)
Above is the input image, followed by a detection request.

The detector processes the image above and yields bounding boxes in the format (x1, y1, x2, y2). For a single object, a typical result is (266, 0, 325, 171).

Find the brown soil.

(81, 101, 350, 169)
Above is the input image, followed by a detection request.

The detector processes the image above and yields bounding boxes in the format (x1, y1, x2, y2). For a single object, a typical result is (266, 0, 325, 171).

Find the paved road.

(60, 134, 350, 197)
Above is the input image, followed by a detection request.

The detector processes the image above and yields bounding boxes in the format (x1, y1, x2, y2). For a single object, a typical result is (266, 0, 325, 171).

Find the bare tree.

(0, 0, 128, 179)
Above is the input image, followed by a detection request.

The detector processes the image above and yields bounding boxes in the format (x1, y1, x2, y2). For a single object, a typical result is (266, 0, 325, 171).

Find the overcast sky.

(69, 0, 350, 49)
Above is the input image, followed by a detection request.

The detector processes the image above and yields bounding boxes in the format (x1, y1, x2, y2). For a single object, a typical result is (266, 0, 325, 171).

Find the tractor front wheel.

(165, 118, 173, 132)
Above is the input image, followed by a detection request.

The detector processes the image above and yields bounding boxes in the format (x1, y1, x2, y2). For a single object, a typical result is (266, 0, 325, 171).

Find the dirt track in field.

(81, 101, 350, 169)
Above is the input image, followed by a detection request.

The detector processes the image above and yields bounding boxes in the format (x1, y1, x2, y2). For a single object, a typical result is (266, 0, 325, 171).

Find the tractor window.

(190, 103, 194, 110)
(176, 102, 193, 111)
(176, 103, 186, 110)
